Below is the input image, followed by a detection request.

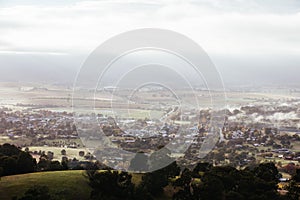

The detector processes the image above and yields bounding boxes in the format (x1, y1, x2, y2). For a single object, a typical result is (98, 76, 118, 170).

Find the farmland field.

(1, 82, 297, 114)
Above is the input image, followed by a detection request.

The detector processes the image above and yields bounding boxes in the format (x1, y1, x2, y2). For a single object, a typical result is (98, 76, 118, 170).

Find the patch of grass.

(0, 170, 91, 200)
(0, 170, 144, 200)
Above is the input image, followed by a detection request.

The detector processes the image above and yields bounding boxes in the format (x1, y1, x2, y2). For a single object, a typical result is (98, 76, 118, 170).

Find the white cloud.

(0, 0, 299, 56)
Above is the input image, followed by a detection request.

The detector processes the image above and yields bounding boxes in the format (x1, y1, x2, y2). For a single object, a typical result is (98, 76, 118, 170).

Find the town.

(0, 88, 299, 182)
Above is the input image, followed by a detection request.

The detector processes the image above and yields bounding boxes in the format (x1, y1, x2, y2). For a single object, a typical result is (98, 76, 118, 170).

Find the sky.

(0, 0, 300, 87)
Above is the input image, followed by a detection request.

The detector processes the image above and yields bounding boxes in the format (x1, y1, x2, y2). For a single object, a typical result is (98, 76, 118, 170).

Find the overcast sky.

(0, 0, 300, 87)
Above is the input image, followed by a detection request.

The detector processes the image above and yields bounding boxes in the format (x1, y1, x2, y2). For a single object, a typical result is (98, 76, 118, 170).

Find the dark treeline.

(85, 162, 300, 200)
(2, 143, 300, 199)
(0, 143, 36, 176)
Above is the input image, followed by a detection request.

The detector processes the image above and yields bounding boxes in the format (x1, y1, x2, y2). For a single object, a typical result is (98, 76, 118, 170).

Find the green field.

(0, 171, 91, 200)
(0, 170, 144, 200)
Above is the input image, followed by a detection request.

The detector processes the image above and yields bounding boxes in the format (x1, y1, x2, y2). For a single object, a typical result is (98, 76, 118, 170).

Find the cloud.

(0, 0, 300, 54)
(0, 0, 299, 56)
(190, 0, 300, 14)
(0, 0, 300, 86)
(0, 50, 68, 55)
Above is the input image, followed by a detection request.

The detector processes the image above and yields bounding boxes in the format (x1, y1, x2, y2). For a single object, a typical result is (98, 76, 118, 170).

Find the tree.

(0, 143, 21, 156)
(0, 144, 36, 176)
(86, 170, 134, 200)
(173, 168, 193, 200)
(133, 185, 153, 200)
(253, 162, 279, 183)
(287, 180, 300, 200)
(225, 191, 245, 200)
(79, 151, 85, 157)
(61, 149, 66, 156)
(293, 168, 300, 182)
(139, 161, 180, 197)
(173, 189, 192, 200)
(171, 162, 284, 200)
(287, 169, 300, 200)
(49, 161, 63, 171)
(199, 175, 225, 200)
(61, 157, 68, 170)
(174, 168, 192, 190)
(0, 156, 17, 175)
(17, 151, 36, 174)
(140, 171, 167, 197)
(192, 162, 212, 177)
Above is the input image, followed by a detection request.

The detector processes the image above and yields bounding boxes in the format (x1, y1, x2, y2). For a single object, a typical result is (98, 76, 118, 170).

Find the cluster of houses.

(0, 108, 78, 147)
(0, 95, 299, 173)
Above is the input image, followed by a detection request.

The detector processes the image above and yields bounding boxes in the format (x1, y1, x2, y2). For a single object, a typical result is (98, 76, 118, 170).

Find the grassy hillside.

(0, 170, 91, 200)
(0, 170, 144, 200)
